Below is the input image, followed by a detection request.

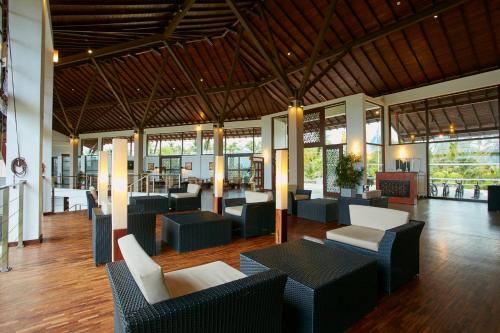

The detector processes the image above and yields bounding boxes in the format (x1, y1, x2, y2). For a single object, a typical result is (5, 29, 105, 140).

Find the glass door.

(160, 156, 181, 175)
(323, 145, 343, 197)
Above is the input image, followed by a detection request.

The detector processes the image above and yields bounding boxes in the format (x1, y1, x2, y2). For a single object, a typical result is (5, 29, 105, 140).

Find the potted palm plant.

(334, 153, 364, 197)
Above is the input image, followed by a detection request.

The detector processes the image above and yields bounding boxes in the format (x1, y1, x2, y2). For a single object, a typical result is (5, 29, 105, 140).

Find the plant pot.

(340, 188, 356, 198)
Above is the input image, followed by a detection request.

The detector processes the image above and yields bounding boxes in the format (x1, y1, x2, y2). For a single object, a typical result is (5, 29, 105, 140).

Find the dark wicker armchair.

(106, 260, 287, 333)
(129, 195, 169, 214)
(91, 205, 156, 266)
(287, 189, 312, 215)
(222, 196, 275, 239)
(325, 220, 425, 293)
(86, 191, 98, 220)
(168, 184, 202, 211)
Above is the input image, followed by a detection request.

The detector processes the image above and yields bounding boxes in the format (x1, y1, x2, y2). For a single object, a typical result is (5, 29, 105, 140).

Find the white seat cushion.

(187, 183, 201, 194)
(349, 205, 409, 231)
(118, 234, 170, 304)
(164, 261, 246, 298)
(245, 191, 273, 203)
(225, 205, 243, 216)
(326, 226, 385, 252)
(294, 194, 309, 201)
(171, 192, 197, 199)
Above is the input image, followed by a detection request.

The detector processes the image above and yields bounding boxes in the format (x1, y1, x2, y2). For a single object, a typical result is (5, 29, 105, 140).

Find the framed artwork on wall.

(147, 163, 155, 171)
(209, 162, 214, 171)
(185, 162, 192, 170)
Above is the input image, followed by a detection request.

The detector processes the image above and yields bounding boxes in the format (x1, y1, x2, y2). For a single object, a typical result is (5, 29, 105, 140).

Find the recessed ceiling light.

(87, 49, 93, 54)
(287, 51, 292, 56)
(433, 15, 438, 19)
(200, 78, 203, 82)
(396, 1, 401, 6)
(173, 87, 176, 90)
(136, 88, 140, 91)
(71, 88, 75, 91)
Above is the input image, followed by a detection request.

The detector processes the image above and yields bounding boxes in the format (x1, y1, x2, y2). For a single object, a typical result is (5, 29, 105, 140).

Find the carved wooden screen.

(303, 110, 324, 147)
(324, 145, 343, 197)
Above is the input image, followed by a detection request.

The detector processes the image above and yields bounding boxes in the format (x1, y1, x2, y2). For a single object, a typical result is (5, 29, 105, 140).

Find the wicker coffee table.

(240, 239, 377, 333)
(161, 211, 232, 253)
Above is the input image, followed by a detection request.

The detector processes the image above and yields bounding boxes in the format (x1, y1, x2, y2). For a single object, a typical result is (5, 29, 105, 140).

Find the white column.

(6, 0, 53, 242)
(98, 151, 109, 205)
(345, 94, 367, 182)
(69, 136, 79, 188)
(111, 138, 128, 261)
(288, 100, 304, 192)
(213, 124, 224, 156)
(133, 130, 144, 191)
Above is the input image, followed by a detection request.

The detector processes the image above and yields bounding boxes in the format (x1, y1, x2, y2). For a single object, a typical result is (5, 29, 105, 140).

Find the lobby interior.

(0, 1, 499, 332)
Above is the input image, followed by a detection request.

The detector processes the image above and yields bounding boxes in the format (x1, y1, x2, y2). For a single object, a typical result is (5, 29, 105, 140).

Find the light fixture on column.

(111, 138, 128, 261)
(97, 151, 109, 206)
(275, 149, 288, 244)
(69, 135, 79, 145)
(53, 50, 59, 63)
(449, 124, 455, 134)
(213, 155, 224, 214)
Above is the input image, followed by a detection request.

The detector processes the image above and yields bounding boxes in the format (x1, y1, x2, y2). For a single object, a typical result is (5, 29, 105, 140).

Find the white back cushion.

(187, 183, 201, 194)
(118, 234, 170, 304)
(349, 205, 409, 231)
(245, 191, 273, 203)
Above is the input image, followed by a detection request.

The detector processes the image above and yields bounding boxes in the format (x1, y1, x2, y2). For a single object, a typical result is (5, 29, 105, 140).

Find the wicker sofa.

(107, 235, 287, 333)
(324, 205, 425, 293)
(223, 191, 275, 238)
(168, 184, 202, 211)
(92, 205, 156, 265)
(287, 189, 312, 215)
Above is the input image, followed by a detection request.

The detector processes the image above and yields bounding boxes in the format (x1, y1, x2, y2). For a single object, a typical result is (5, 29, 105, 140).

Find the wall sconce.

(70, 135, 79, 145)
(53, 50, 59, 63)
(111, 138, 128, 261)
(196, 125, 202, 131)
(213, 155, 224, 214)
(275, 149, 288, 244)
(351, 141, 361, 157)
(398, 147, 408, 160)
(449, 124, 455, 134)
(97, 151, 109, 205)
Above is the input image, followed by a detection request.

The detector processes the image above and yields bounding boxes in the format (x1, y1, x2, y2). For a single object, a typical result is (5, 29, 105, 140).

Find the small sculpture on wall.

(396, 159, 410, 172)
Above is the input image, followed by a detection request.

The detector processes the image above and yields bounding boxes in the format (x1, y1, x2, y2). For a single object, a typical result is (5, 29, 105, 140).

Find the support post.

(213, 124, 224, 214)
(275, 150, 288, 244)
(288, 100, 304, 192)
(111, 139, 128, 261)
(1, 188, 10, 272)
(98, 151, 109, 205)
(133, 129, 144, 192)
(17, 182, 25, 248)
(69, 136, 79, 189)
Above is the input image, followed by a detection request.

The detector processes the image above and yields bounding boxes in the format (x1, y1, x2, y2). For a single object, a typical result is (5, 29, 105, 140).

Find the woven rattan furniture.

(240, 239, 377, 333)
(106, 260, 287, 333)
(167, 185, 202, 211)
(92, 206, 156, 265)
(325, 219, 424, 293)
(338, 195, 388, 225)
(288, 189, 312, 215)
(297, 198, 338, 223)
(129, 195, 169, 214)
(161, 211, 232, 253)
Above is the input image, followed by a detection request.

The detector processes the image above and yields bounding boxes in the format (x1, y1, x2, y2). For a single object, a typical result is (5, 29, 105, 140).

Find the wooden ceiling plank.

(91, 58, 137, 128)
(225, 0, 294, 98)
(110, 60, 138, 127)
(54, 84, 74, 131)
(140, 51, 169, 127)
(75, 70, 98, 133)
(298, 0, 339, 98)
(221, 26, 243, 121)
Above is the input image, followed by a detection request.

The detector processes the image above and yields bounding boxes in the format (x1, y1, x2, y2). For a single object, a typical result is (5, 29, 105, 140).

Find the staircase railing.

(0, 180, 27, 272)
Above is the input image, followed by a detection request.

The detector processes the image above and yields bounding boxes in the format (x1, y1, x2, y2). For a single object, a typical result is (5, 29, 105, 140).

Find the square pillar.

(69, 136, 79, 189)
(275, 150, 288, 244)
(288, 100, 304, 192)
(133, 129, 144, 192)
(213, 124, 224, 214)
(111, 139, 128, 261)
(6, 0, 53, 242)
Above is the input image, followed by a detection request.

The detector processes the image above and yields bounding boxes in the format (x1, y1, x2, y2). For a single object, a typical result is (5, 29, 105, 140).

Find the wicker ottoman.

(297, 198, 338, 223)
(129, 195, 169, 214)
(240, 239, 377, 333)
(161, 211, 232, 253)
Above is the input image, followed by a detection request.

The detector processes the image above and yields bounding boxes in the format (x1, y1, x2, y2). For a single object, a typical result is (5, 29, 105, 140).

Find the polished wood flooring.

(0, 197, 499, 332)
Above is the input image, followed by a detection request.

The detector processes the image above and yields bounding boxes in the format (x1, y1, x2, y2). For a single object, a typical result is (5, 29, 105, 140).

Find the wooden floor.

(0, 197, 499, 332)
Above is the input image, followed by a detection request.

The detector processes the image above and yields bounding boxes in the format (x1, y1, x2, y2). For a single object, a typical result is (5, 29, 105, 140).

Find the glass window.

(226, 155, 252, 183)
(81, 138, 98, 155)
(147, 135, 160, 156)
(324, 103, 347, 145)
(182, 132, 197, 155)
(160, 134, 183, 155)
(366, 144, 383, 189)
(273, 116, 288, 150)
(366, 103, 383, 145)
(365, 102, 384, 189)
(389, 101, 427, 144)
(202, 131, 214, 155)
(102, 137, 134, 156)
(224, 128, 259, 154)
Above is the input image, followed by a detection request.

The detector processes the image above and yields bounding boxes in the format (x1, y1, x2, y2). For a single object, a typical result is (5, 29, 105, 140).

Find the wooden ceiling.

(51, 0, 500, 135)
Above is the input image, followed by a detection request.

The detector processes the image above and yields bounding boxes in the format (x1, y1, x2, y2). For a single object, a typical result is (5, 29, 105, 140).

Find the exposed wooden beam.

(303, 49, 349, 95)
(145, 98, 177, 126)
(225, 0, 295, 97)
(220, 26, 243, 121)
(74, 71, 98, 134)
(140, 51, 169, 127)
(56, 0, 196, 67)
(225, 87, 258, 116)
(259, 5, 286, 87)
(53, 112, 72, 136)
(53, 85, 73, 131)
(110, 60, 137, 126)
(91, 58, 137, 128)
(298, 0, 339, 98)
(165, 43, 218, 121)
